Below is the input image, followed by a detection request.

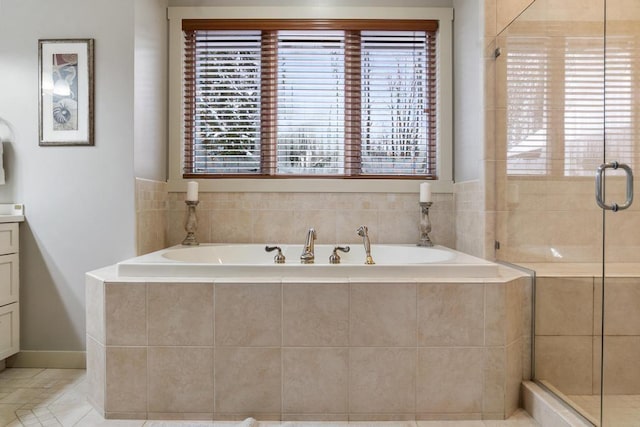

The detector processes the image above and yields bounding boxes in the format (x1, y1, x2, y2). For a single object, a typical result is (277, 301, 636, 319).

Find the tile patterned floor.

(0, 368, 540, 427)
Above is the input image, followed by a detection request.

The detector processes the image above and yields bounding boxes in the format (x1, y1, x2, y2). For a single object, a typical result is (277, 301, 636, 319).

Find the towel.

(0, 140, 5, 185)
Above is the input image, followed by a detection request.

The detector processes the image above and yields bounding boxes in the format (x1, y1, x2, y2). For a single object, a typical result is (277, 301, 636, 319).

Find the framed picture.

(38, 39, 94, 146)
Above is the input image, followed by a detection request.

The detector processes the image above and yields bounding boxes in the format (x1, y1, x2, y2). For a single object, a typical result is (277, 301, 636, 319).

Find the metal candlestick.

(182, 200, 199, 246)
(417, 201, 434, 247)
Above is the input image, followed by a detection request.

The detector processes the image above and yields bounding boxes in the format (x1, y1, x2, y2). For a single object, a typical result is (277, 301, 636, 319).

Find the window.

(182, 20, 438, 179)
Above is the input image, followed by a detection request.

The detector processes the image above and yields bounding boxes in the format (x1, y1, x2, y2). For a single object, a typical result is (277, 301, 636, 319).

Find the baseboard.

(6, 351, 86, 369)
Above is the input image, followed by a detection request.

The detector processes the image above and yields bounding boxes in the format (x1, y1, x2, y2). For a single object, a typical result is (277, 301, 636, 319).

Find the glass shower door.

(600, 1, 640, 425)
(495, 0, 608, 424)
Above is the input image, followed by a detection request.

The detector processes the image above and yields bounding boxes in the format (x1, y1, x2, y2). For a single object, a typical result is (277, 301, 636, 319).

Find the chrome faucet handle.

(329, 246, 350, 264)
(265, 246, 286, 264)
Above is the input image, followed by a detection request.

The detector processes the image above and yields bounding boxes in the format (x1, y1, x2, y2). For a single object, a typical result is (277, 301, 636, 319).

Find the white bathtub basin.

(116, 244, 498, 278)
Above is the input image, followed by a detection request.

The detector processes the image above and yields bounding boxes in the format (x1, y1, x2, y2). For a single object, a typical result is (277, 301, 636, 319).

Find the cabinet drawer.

(0, 302, 19, 360)
(0, 254, 18, 307)
(0, 223, 18, 255)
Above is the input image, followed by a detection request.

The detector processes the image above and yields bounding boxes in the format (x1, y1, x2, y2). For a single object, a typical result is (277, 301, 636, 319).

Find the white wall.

(135, 0, 169, 181)
(452, 0, 484, 182)
(0, 0, 139, 350)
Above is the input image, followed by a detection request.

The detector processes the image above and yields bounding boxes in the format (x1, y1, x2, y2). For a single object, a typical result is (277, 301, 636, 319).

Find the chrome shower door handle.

(596, 161, 634, 212)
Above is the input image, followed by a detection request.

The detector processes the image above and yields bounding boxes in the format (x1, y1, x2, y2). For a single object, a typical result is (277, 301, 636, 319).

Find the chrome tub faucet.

(300, 228, 316, 264)
(356, 225, 375, 265)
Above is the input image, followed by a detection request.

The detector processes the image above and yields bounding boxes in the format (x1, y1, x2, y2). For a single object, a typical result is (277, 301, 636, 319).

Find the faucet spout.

(300, 228, 316, 264)
(356, 225, 375, 265)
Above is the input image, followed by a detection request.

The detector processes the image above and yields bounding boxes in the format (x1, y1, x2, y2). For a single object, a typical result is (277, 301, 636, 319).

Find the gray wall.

(452, 0, 484, 182)
(0, 0, 477, 352)
(135, 0, 169, 181)
(0, 0, 150, 350)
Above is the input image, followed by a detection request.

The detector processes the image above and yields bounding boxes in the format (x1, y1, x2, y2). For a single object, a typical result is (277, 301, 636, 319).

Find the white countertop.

(0, 204, 24, 223)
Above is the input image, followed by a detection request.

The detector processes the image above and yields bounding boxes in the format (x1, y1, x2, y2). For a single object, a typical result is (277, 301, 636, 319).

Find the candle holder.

(182, 200, 200, 246)
(417, 201, 434, 247)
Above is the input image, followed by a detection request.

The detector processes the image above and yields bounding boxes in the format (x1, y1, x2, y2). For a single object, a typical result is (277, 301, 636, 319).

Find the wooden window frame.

(182, 19, 438, 179)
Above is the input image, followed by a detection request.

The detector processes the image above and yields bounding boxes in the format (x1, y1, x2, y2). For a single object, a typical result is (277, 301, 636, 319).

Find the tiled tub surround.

(86, 265, 529, 421)
(136, 178, 168, 256)
(166, 192, 455, 249)
(525, 263, 640, 424)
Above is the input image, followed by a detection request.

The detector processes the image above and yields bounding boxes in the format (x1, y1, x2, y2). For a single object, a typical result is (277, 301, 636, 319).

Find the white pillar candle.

(186, 181, 199, 201)
(419, 182, 432, 203)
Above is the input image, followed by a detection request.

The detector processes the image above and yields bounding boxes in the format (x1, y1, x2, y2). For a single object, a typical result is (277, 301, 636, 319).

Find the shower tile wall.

(534, 275, 640, 396)
(166, 192, 455, 248)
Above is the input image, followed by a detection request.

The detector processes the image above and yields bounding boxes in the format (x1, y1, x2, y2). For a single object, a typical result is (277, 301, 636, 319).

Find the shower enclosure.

(494, 0, 640, 425)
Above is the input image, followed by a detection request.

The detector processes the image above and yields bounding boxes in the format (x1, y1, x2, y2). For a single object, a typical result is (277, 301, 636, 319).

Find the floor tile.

(0, 368, 550, 427)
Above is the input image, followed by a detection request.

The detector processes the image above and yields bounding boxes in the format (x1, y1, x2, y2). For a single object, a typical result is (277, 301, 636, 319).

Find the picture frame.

(38, 39, 94, 146)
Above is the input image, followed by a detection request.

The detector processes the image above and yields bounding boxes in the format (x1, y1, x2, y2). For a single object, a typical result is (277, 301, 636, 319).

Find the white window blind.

(563, 37, 606, 176)
(360, 31, 435, 175)
(603, 35, 634, 175)
(183, 20, 438, 179)
(184, 30, 262, 174)
(276, 31, 345, 175)
(505, 34, 634, 177)
(506, 36, 550, 175)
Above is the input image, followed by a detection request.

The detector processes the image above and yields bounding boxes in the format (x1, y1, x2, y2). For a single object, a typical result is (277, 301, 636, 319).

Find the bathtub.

(116, 243, 498, 278)
(88, 244, 529, 420)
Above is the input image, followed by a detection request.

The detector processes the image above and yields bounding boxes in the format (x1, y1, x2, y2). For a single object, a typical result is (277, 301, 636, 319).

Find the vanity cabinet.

(0, 222, 20, 360)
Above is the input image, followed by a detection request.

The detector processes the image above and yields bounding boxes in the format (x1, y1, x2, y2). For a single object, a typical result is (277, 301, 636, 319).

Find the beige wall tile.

(252, 210, 296, 243)
(292, 210, 338, 244)
(148, 283, 213, 346)
(378, 210, 419, 244)
(214, 347, 281, 414)
(166, 192, 455, 249)
(148, 347, 214, 413)
(336, 210, 379, 245)
(209, 210, 253, 243)
(496, 0, 535, 34)
(86, 276, 105, 344)
(86, 337, 105, 413)
(535, 336, 592, 395)
(350, 283, 416, 347)
(417, 347, 484, 413)
(506, 277, 523, 345)
(535, 278, 593, 336)
(135, 178, 168, 255)
(105, 283, 146, 346)
(282, 348, 348, 414)
(505, 339, 522, 416)
(603, 278, 640, 335)
(349, 348, 416, 414)
(215, 283, 281, 346)
(417, 283, 484, 347)
(486, 283, 506, 346)
(283, 283, 349, 347)
(105, 347, 147, 413)
(483, 347, 506, 415)
(602, 336, 640, 395)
